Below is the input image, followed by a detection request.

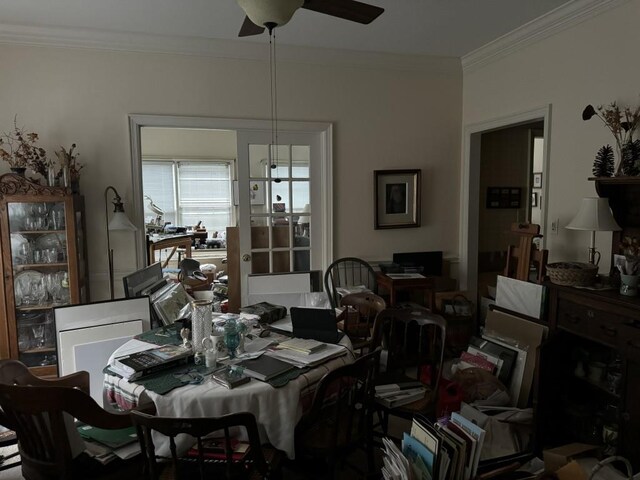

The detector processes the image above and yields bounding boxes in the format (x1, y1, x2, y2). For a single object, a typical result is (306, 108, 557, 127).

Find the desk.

(147, 234, 193, 268)
(104, 335, 354, 459)
(376, 272, 439, 309)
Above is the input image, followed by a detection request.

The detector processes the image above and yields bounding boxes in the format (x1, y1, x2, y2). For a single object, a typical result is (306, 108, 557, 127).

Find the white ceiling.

(1, 0, 573, 57)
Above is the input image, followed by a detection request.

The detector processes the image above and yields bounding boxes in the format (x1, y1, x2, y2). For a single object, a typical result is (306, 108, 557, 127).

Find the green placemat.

(134, 325, 182, 346)
(104, 363, 217, 395)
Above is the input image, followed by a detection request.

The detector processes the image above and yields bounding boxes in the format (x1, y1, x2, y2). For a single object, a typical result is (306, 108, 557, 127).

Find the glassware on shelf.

(31, 324, 45, 348)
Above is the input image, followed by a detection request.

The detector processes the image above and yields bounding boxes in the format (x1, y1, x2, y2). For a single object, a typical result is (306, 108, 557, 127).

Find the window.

(142, 159, 233, 235)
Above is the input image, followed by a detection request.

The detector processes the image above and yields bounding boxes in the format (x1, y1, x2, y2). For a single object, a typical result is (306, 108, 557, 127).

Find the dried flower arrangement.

(0, 116, 48, 172)
(55, 144, 83, 180)
(583, 102, 640, 176)
(619, 236, 640, 275)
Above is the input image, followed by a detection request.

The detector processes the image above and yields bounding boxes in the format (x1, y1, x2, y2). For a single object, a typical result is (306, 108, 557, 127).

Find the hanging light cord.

(269, 28, 279, 171)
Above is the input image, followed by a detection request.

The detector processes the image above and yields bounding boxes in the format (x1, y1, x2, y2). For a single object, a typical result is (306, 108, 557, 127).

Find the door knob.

(242, 254, 251, 262)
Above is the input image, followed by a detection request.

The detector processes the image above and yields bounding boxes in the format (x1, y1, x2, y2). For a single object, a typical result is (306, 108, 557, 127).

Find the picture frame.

(374, 169, 421, 229)
(533, 172, 543, 188)
(232, 180, 265, 206)
(486, 187, 521, 209)
(531, 192, 538, 207)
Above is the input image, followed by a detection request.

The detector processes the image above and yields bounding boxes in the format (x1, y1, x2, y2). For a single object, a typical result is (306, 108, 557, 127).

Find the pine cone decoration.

(593, 145, 614, 177)
(621, 139, 640, 176)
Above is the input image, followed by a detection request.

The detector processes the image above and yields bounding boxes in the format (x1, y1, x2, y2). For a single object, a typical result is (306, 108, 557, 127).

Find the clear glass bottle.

(190, 299, 213, 364)
(224, 318, 240, 359)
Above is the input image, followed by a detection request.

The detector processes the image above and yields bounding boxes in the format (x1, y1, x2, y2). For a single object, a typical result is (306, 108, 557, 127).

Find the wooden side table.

(376, 272, 438, 309)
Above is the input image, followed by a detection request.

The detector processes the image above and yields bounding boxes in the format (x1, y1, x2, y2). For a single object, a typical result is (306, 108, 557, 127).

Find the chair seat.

(157, 446, 282, 480)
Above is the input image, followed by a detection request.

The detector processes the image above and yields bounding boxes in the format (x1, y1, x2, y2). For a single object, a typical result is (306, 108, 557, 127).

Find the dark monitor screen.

(392, 251, 443, 277)
(123, 262, 164, 298)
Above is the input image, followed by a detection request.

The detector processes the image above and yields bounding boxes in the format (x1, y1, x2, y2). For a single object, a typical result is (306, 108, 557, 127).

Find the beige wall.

(0, 43, 461, 299)
(463, 0, 640, 274)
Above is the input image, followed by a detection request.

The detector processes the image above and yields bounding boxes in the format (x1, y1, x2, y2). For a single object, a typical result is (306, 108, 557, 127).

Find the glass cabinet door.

(8, 201, 69, 367)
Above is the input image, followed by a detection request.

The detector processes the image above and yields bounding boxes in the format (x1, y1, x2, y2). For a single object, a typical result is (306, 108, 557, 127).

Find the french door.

(236, 130, 327, 306)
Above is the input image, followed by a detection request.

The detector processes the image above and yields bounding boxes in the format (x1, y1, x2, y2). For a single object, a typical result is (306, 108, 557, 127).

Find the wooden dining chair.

(0, 359, 95, 475)
(339, 292, 386, 355)
(130, 410, 282, 480)
(0, 381, 142, 480)
(370, 307, 447, 435)
(294, 349, 380, 479)
(324, 257, 378, 309)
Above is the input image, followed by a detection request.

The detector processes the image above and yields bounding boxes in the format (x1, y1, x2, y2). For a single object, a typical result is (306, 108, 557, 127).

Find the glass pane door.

(237, 130, 323, 306)
(8, 201, 69, 367)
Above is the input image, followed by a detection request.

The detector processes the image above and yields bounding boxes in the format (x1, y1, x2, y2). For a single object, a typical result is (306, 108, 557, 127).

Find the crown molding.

(462, 0, 630, 73)
(0, 23, 460, 74)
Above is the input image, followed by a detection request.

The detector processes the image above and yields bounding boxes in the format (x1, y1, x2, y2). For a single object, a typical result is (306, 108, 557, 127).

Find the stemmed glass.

(31, 324, 45, 348)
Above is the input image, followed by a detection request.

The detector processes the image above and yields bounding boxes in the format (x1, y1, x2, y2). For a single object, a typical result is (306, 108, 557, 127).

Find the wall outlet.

(551, 218, 559, 234)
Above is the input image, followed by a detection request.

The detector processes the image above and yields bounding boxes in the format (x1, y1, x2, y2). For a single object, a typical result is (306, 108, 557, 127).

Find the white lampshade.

(237, 0, 304, 27)
(566, 197, 621, 232)
(108, 211, 137, 231)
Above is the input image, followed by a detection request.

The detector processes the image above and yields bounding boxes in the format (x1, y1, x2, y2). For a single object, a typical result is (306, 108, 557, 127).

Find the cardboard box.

(543, 443, 599, 473)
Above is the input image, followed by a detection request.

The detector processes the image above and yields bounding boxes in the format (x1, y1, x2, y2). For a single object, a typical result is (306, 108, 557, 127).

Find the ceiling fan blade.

(238, 16, 265, 37)
(302, 0, 383, 24)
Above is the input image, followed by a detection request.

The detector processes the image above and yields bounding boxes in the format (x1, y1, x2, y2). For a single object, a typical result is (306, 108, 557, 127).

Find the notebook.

(290, 307, 344, 344)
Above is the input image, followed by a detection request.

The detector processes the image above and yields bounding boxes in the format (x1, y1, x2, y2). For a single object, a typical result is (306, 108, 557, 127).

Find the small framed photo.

(531, 192, 538, 207)
(533, 172, 543, 188)
(374, 169, 421, 229)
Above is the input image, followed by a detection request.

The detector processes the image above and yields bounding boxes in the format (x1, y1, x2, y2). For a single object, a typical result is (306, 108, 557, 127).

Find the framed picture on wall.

(533, 172, 543, 188)
(374, 169, 421, 229)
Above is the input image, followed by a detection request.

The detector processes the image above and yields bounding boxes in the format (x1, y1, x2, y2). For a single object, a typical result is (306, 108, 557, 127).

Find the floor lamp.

(566, 197, 621, 265)
(105, 186, 137, 299)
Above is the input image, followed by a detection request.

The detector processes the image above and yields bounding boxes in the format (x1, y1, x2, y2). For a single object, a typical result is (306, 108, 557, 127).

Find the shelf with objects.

(0, 173, 88, 377)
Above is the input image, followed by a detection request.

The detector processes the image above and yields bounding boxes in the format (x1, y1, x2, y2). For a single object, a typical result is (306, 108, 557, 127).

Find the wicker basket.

(547, 262, 598, 286)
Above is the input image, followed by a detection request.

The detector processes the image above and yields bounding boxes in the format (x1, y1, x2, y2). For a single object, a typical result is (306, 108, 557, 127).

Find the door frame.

(129, 114, 333, 271)
(459, 104, 552, 296)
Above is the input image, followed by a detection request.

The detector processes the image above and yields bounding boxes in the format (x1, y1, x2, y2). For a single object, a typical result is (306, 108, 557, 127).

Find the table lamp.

(566, 197, 621, 265)
(105, 186, 137, 299)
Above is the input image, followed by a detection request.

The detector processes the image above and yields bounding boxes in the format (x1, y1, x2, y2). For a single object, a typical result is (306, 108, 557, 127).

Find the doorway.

(129, 115, 333, 305)
(459, 105, 551, 302)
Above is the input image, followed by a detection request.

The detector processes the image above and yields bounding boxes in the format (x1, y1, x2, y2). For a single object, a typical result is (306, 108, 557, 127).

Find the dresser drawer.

(621, 322, 640, 362)
(557, 298, 622, 347)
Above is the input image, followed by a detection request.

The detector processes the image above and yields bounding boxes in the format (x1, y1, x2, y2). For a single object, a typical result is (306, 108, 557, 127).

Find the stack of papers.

(276, 338, 326, 355)
(266, 343, 347, 368)
(381, 437, 410, 480)
(375, 383, 426, 409)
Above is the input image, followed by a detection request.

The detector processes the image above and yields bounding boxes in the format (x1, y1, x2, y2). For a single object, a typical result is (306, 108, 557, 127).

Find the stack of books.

(266, 343, 348, 368)
(276, 338, 326, 355)
(111, 344, 192, 380)
(375, 382, 426, 408)
(236, 355, 296, 382)
(210, 365, 250, 389)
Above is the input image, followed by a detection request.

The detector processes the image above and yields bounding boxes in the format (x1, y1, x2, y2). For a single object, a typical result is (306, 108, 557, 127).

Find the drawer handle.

(600, 325, 617, 337)
(587, 310, 595, 318)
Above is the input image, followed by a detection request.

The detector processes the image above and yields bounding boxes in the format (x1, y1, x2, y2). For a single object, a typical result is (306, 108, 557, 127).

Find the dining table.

(103, 328, 354, 459)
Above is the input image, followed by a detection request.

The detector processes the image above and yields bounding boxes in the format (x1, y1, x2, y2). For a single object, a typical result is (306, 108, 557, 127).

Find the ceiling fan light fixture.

(237, 0, 304, 28)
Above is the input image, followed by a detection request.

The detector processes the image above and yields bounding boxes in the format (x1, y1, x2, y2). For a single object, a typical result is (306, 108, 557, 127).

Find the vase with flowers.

(0, 116, 48, 178)
(54, 144, 83, 193)
(583, 102, 640, 176)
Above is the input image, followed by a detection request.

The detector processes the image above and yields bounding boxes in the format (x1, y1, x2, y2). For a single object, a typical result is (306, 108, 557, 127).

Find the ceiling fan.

(237, 0, 384, 37)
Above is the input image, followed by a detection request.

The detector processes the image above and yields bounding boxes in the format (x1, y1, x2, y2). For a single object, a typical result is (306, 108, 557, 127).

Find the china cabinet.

(0, 173, 88, 377)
